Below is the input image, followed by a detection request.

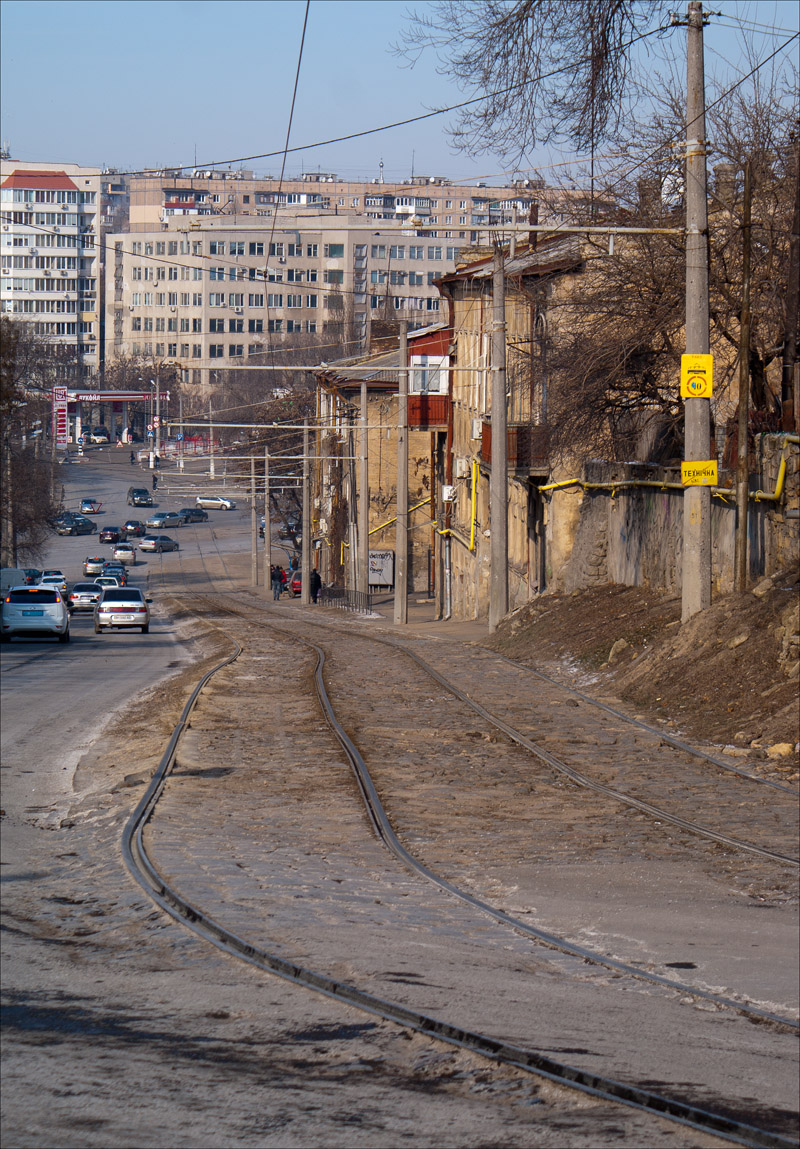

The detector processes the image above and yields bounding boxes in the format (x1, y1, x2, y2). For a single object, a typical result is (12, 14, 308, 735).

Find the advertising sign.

(369, 550, 395, 587)
(52, 388, 69, 450)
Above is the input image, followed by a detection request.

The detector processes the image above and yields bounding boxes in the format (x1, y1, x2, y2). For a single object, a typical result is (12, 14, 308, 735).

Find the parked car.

(55, 513, 97, 536)
(112, 542, 136, 565)
(123, 519, 147, 537)
(89, 427, 110, 444)
(289, 570, 302, 597)
(94, 586, 151, 633)
(127, 487, 153, 507)
(68, 582, 103, 612)
(195, 495, 236, 510)
(1, 585, 70, 643)
(145, 511, 182, 529)
(99, 525, 122, 544)
(177, 507, 208, 523)
(80, 498, 102, 514)
(83, 555, 106, 576)
(138, 534, 179, 553)
(39, 572, 68, 594)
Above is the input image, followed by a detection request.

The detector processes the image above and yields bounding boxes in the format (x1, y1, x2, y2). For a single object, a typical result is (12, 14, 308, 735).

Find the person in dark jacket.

(271, 566, 283, 601)
(309, 568, 322, 604)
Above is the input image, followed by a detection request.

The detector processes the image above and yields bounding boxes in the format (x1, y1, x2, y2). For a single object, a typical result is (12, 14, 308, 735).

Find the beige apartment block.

(1, 159, 102, 377)
(105, 213, 460, 384)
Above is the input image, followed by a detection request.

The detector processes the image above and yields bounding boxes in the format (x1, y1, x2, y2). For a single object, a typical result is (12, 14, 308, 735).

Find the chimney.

(714, 163, 737, 207)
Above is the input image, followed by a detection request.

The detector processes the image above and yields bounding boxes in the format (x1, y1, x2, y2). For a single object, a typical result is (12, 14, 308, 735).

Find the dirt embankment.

(487, 566, 799, 776)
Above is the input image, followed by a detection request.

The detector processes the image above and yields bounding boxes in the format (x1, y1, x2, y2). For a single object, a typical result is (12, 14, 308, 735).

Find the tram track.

(121, 602, 798, 1149)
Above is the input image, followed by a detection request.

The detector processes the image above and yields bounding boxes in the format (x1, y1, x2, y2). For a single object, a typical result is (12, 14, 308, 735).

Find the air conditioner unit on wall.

(455, 456, 471, 479)
(471, 418, 482, 440)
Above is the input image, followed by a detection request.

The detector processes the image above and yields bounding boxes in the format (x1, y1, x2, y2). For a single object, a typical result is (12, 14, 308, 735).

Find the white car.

(39, 573, 68, 594)
(1, 585, 70, 643)
(195, 495, 236, 510)
(112, 542, 136, 565)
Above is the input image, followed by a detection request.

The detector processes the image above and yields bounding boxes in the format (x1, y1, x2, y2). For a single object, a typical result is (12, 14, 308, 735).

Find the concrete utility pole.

(394, 321, 408, 625)
(178, 393, 184, 471)
(263, 446, 271, 591)
(359, 379, 369, 596)
(301, 419, 311, 605)
(489, 243, 509, 632)
(250, 455, 258, 587)
(208, 398, 215, 480)
(734, 161, 752, 592)
(154, 370, 161, 460)
(682, 0, 712, 622)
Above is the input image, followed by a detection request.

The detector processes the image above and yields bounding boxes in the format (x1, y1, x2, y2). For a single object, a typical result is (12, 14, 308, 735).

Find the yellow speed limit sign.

(680, 353, 713, 399)
(682, 460, 718, 486)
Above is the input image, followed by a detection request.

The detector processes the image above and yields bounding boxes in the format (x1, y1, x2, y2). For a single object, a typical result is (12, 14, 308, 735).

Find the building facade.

(1, 159, 102, 378)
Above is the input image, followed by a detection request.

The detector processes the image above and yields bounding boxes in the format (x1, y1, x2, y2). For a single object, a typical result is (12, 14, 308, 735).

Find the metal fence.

(319, 586, 377, 615)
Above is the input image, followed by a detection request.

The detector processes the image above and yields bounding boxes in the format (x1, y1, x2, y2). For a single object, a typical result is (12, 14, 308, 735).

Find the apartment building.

(104, 213, 459, 383)
(1, 159, 102, 377)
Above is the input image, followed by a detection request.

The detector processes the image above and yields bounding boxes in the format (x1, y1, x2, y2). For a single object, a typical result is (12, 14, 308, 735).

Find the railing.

(320, 586, 377, 615)
(481, 421, 550, 469)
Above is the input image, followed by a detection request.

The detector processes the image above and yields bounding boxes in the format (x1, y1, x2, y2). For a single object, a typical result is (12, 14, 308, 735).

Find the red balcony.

(408, 393, 449, 430)
(481, 422, 550, 471)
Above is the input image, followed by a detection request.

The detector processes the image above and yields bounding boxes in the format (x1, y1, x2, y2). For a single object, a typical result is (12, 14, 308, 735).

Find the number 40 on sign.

(680, 353, 713, 399)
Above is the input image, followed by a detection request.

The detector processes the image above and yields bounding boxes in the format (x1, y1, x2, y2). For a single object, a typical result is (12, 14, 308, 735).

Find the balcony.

(408, 393, 449, 430)
(481, 421, 550, 472)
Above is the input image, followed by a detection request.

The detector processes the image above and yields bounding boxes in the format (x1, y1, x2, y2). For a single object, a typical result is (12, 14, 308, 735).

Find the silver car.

(112, 542, 136, 565)
(1, 585, 70, 642)
(138, 534, 179, 553)
(94, 587, 151, 633)
(68, 582, 103, 612)
(146, 511, 182, 529)
(195, 495, 236, 510)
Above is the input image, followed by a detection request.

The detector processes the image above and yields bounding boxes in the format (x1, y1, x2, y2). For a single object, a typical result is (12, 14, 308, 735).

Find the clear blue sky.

(1, 0, 797, 185)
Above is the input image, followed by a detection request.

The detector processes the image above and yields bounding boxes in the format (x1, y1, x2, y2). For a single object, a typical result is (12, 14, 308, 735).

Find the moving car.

(68, 582, 103, 612)
(138, 534, 179, 553)
(94, 587, 151, 633)
(177, 507, 208, 523)
(83, 555, 105, 576)
(145, 511, 182, 529)
(94, 575, 121, 589)
(99, 525, 122, 544)
(1, 585, 70, 643)
(80, 498, 102, 514)
(195, 494, 236, 510)
(123, 519, 146, 537)
(102, 562, 128, 586)
(89, 427, 110, 444)
(112, 542, 136, 565)
(39, 571, 67, 593)
(1, 569, 28, 592)
(22, 568, 42, 585)
(127, 487, 153, 508)
(55, 513, 97, 536)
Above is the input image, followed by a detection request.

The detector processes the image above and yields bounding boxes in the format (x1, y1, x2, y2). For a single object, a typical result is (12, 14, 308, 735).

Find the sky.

(1, 0, 797, 187)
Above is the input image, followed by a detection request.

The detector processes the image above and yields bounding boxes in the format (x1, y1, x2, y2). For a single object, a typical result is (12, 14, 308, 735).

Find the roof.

(440, 235, 583, 284)
(1, 169, 78, 191)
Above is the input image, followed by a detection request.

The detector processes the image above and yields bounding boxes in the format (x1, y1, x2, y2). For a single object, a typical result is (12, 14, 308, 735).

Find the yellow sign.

(682, 460, 718, 486)
(680, 353, 713, 398)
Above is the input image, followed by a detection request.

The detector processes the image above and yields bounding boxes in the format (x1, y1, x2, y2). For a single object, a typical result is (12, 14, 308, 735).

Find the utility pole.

(782, 135, 800, 431)
(154, 368, 161, 461)
(250, 455, 258, 587)
(178, 393, 184, 471)
(301, 419, 311, 605)
(682, 0, 712, 622)
(394, 321, 408, 624)
(208, 398, 215, 480)
(264, 446, 271, 592)
(734, 161, 752, 592)
(489, 243, 509, 632)
(359, 378, 369, 597)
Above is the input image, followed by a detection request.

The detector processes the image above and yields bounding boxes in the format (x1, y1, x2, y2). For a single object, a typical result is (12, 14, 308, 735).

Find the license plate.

(22, 609, 44, 616)
(115, 614, 136, 621)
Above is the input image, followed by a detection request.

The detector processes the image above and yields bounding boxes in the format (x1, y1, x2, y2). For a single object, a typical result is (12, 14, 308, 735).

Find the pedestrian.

(154, 453, 161, 469)
(309, 568, 322, 604)
(130, 451, 136, 465)
(152, 473, 158, 491)
(271, 566, 283, 601)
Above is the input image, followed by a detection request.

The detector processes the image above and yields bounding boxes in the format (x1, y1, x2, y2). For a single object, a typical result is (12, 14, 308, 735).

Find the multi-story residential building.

(1, 159, 102, 377)
(104, 214, 459, 383)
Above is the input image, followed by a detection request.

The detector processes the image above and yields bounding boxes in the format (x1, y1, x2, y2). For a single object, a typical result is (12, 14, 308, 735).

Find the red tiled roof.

(1, 169, 78, 190)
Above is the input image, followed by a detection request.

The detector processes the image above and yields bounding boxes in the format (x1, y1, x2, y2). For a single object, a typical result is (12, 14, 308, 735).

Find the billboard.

(369, 549, 395, 587)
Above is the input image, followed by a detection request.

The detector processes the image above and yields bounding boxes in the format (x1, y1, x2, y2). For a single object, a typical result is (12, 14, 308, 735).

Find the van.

(1, 569, 28, 592)
(127, 487, 153, 507)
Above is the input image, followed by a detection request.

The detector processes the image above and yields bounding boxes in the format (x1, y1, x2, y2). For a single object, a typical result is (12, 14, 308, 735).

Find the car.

(127, 487, 153, 507)
(1, 585, 70, 643)
(112, 542, 136, 565)
(80, 498, 102, 514)
(145, 511, 182, 529)
(102, 563, 128, 586)
(21, 568, 43, 585)
(39, 571, 68, 593)
(289, 570, 302, 597)
(123, 519, 146, 537)
(89, 428, 109, 444)
(68, 582, 103, 612)
(94, 586, 151, 634)
(195, 495, 236, 510)
(83, 555, 106, 576)
(138, 534, 179, 553)
(99, 525, 122, 544)
(55, 514, 97, 536)
(177, 507, 208, 523)
(94, 575, 121, 589)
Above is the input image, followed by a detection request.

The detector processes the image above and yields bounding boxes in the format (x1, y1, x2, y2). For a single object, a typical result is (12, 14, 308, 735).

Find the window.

(168, 267, 178, 280)
(210, 267, 225, 280)
(287, 242, 302, 256)
(286, 320, 302, 333)
(132, 267, 142, 280)
(371, 244, 386, 259)
(192, 267, 202, 280)
(409, 272, 423, 286)
(144, 317, 154, 332)
(286, 294, 302, 308)
(228, 293, 243, 307)
(180, 318, 190, 332)
(168, 318, 178, 332)
(249, 241, 264, 256)
(209, 293, 225, 306)
(192, 293, 203, 306)
(192, 242, 202, 255)
(209, 344, 224, 358)
(168, 241, 178, 255)
(155, 293, 166, 306)
(209, 318, 225, 332)
(249, 293, 264, 307)
(229, 344, 244, 357)
(155, 343, 165, 356)
(324, 269, 343, 284)
(268, 319, 283, 333)
(192, 317, 202, 333)
(427, 246, 442, 260)
(267, 293, 283, 307)
(168, 343, 177, 356)
(269, 242, 284, 257)
(446, 246, 460, 261)
(248, 318, 263, 333)
(390, 270, 405, 285)
(426, 298, 440, 311)
(181, 293, 191, 305)
(229, 241, 244, 255)
(306, 243, 318, 257)
(210, 240, 224, 255)
(324, 243, 344, 258)
(180, 343, 190, 356)
(307, 268, 318, 283)
(306, 320, 317, 333)
(168, 292, 178, 306)
(156, 317, 165, 332)
(410, 354, 447, 393)
(192, 344, 202, 358)
(409, 245, 423, 259)
(390, 245, 405, 259)
(131, 317, 142, 331)
(229, 318, 244, 332)
(267, 268, 283, 282)
(143, 292, 153, 305)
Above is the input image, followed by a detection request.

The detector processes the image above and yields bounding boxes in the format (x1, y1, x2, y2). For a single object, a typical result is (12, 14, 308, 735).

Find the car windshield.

(102, 589, 143, 602)
(7, 589, 59, 603)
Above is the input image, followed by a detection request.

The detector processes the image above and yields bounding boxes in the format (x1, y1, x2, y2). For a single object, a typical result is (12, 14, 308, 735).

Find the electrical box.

(442, 484, 455, 501)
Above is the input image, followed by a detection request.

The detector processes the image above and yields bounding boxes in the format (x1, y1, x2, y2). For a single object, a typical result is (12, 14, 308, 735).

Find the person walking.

(130, 451, 136, 465)
(152, 473, 158, 491)
(271, 566, 284, 601)
(309, 568, 322, 604)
